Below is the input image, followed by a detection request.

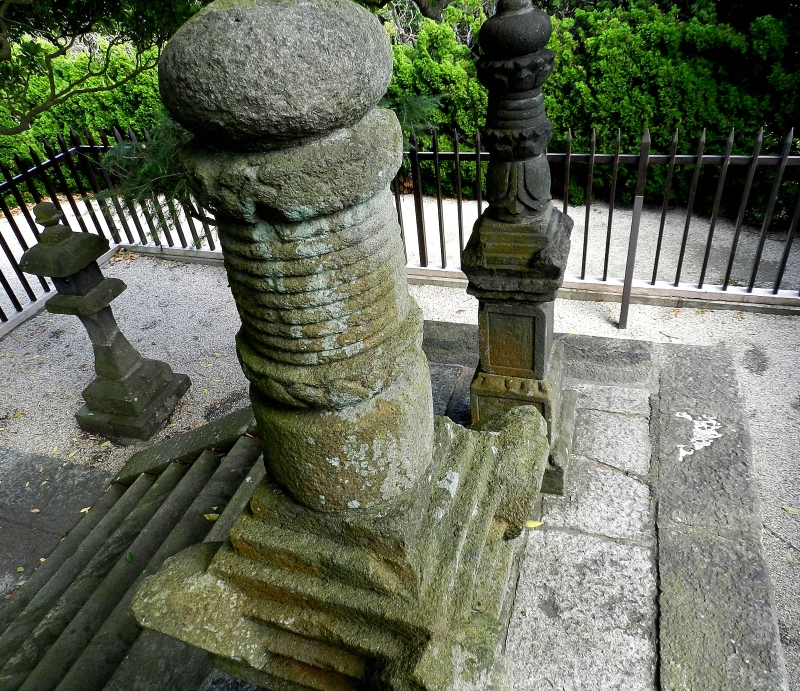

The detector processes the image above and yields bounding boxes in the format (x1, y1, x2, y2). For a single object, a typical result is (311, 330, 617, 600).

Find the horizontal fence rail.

(1, 126, 799, 333)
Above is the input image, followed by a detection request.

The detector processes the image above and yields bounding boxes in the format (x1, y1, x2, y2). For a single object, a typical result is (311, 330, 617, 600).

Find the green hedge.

(1, 3, 797, 225)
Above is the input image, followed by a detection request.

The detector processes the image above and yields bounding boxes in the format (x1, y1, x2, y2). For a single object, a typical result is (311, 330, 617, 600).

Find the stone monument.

(461, 0, 575, 494)
(131, 1, 550, 689)
(19, 203, 190, 444)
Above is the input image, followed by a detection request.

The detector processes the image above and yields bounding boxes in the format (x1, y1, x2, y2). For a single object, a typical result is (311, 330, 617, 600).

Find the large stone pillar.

(462, 0, 575, 494)
(132, 1, 550, 688)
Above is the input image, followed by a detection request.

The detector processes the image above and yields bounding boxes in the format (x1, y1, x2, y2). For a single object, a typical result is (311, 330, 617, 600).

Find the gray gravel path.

(0, 253, 797, 687)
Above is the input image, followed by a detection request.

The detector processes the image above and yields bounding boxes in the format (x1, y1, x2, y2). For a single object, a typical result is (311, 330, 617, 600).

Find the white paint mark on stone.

(437, 470, 460, 498)
(675, 412, 722, 461)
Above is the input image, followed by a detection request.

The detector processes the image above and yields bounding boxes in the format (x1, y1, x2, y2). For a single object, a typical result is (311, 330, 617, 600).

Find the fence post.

(674, 128, 706, 286)
(748, 128, 794, 292)
(580, 128, 595, 280)
(409, 134, 428, 267)
(618, 130, 650, 330)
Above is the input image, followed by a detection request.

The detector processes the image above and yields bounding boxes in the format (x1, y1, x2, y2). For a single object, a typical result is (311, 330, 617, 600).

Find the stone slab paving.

(0, 448, 111, 599)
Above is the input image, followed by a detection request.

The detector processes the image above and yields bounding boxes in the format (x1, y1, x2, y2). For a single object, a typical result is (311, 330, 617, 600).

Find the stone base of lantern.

(76, 372, 191, 445)
(470, 343, 576, 495)
(131, 407, 549, 691)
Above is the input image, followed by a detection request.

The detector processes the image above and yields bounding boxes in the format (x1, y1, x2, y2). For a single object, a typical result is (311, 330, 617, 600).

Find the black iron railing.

(1, 126, 799, 332)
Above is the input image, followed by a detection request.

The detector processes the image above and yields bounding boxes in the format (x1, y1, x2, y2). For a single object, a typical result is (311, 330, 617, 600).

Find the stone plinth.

(462, 0, 575, 493)
(19, 203, 190, 444)
(131, 0, 550, 688)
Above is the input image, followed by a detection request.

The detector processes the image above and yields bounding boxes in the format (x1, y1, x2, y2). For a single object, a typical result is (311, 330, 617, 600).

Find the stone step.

(0, 481, 126, 638)
(0, 463, 188, 691)
(0, 472, 157, 672)
(60, 437, 263, 691)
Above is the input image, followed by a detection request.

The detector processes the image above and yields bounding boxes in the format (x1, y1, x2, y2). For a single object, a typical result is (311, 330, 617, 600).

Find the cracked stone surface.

(572, 408, 652, 476)
(507, 529, 658, 691)
(541, 455, 654, 545)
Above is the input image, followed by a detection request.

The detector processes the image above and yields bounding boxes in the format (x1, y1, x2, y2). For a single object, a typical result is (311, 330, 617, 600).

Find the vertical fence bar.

(14, 154, 43, 204)
(562, 128, 572, 216)
(453, 128, 465, 250)
(139, 126, 189, 247)
(773, 189, 800, 294)
(723, 129, 763, 290)
(602, 129, 621, 281)
(475, 130, 483, 217)
(433, 131, 447, 269)
(191, 194, 215, 250)
(0, 162, 41, 242)
(698, 129, 734, 288)
(0, 268, 23, 313)
(40, 138, 90, 233)
(85, 129, 129, 243)
(409, 135, 428, 267)
(618, 130, 650, 330)
(674, 129, 706, 286)
(0, 227, 36, 303)
(581, 128, 596, 280)
(55, 133, 107, 238)
(27, 147, 65, 216)
(71, 129, 120, 243)
(652, 130, 679, 284)
(747, 128, 793, 292)
(392, 175, 407, 260)
(110, 127, 154, 245)
(0, 195, 48, 294)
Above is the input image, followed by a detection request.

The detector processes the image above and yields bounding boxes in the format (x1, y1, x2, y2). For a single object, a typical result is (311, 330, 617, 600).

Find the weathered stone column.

(132, 1, 550, 688)
(19, 203, 190, 444)
(462, 0, 575, 493)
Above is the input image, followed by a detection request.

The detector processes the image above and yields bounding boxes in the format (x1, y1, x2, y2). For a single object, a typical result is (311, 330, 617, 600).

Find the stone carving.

(132, 0, 550, 688)
(19, 203, 190, 444)
(462, 0, 575, 493)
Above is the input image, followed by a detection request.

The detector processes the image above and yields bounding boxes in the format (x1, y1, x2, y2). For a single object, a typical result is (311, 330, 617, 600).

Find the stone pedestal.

(19, 203, 190, 444)
(462, 0, 575, 494)
(130, 1, 551, 688)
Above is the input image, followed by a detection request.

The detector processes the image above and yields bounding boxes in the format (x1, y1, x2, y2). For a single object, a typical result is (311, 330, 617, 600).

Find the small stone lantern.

(19, 203, 190, 444)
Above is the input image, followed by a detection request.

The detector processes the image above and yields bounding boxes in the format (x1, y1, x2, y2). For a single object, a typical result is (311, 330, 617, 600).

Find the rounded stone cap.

(159, 0, 393, 151)
(479, 0, 552, 60)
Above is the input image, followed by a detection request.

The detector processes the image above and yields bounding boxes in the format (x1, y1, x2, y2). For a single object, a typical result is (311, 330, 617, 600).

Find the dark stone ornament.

(462, 0, 576, 494)
(19, 203, 190, 444)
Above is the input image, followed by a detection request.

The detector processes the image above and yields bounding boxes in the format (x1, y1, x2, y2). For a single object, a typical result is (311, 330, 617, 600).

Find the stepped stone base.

(470, 343, 575, 495)
(76, 373, 191, 445)
(132, 408, 550, 691)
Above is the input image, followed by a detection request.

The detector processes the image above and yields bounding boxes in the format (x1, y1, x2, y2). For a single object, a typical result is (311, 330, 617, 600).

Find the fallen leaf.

(13, 411, 22, 419)
(51, 447, 58, 454)
(79, 507, 90, 514)
(212, 353, 220, 358)
(40, 481, 47, 486)
(30, 509, 40, 514)
(203, 388, 209, 394)
(202, 363, 213, 368)
(38, 467, 44, 473)
(125, 552, 134, 564)
(3, 591, 17, 600)
(167, 423, 176, 428)
(525, 520, 543, 529)
(782, 506, 798, 515)
(24, 482, 29, 487)
(789, 552, 796, 564)
(98, 441, 110, 448)
(204, 513, 219, 522)
(39, 558, 46, 563)
(16, 567, 24, 572)
(68, 450, 78, 458)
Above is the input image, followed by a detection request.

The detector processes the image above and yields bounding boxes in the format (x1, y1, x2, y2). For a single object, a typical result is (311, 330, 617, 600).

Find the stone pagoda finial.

(19, 202, 190, 444)
(132, 1, 550, 688)
(463, 0, 575, 493)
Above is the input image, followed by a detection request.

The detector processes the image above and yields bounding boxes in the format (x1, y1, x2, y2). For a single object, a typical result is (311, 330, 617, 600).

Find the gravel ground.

(0, 252, 798, 686)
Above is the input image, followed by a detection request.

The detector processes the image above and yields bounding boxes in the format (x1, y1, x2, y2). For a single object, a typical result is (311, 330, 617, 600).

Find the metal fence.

(1, 126, 799, 334)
